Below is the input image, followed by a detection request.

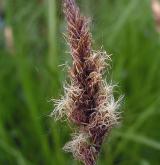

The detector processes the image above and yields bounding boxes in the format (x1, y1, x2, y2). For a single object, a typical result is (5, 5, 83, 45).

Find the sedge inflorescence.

(51, 0, 122, 165)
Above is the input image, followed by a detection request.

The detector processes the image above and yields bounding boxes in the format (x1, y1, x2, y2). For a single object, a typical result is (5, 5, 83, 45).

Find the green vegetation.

(0, 0, 160, 164)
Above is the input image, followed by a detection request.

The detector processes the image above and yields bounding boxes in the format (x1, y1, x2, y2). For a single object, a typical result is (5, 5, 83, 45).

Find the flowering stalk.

(52, 0, 122, 164)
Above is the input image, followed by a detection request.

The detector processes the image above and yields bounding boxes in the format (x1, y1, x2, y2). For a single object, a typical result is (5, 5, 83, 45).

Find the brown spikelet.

(52, 0, 122, 165)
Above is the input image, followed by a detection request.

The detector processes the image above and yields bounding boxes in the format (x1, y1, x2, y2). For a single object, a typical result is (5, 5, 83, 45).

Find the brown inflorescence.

(51, 0, 122, 165)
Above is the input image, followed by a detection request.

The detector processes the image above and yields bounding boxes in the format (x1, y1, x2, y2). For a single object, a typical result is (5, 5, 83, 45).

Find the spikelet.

(52, 0, 122, 164)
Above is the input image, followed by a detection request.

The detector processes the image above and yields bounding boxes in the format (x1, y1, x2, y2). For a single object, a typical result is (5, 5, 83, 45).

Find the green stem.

(47, 0, 58, 72)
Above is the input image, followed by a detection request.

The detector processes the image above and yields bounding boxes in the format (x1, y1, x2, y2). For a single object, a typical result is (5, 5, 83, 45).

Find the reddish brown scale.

(64, 0, 91, 63)
(79, 145, 97, 165)
(86, 113, 105, 144)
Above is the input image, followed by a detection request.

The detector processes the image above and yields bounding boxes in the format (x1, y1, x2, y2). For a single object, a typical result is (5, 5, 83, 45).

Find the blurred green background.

(0, 0, 160, 164)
